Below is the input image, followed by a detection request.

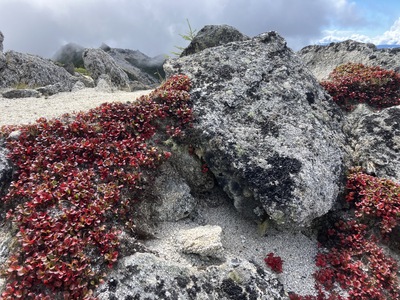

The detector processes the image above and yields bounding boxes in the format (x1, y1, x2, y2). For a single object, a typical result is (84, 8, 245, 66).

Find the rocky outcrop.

(0, 31, 4, 71)
(165, 31, 347, 228)
(298, 40, 400, 80)
(52, 42, 85, 68)
(0, 53, 5, 72)
(0, 31, 3, 52)
(95, 252, 288, 300)
(344, 104, 400, 182)
(107, 47, 165, 86)
(0, 51, 78, 91)
(0, 139, 12, 201)
(82, 48, 130, 91)
(2, 88, 40, 99)
(181, 24, 250, 57)
(0, 32, 82, 94)
(53, 43, 163, 89)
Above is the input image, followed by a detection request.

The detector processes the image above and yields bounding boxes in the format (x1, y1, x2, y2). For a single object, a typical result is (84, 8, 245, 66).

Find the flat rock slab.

(165, 31, 346, 228)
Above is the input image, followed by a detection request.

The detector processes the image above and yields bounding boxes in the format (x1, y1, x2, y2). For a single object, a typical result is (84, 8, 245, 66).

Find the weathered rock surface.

(0, 51, 78, 91)
(150, 162, 198, 222)
(344, 104, 400, 182)
(95, 252, 288, 300)
(107, 47, 165, 86)
(53, 43, 164, 89)
(0, 31, 4, 70)
(0, 140, 12, 200)
(0, 228, 13, 293)
(181, 24, 250, 57)
(0, 31, 3, 52)
(0, 53, 5, 71)
(298, 40, 400, 80)
(2, 88, 40, 99)
(165, 31, 347, 228)
(177, 225, 224, 258)
(82, 48, 130, 91)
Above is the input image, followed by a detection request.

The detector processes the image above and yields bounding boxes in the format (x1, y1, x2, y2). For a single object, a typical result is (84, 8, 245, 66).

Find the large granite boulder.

(165, 31, 347, 228)
(344, 104, 400, 182)
(298, 40, 400, 80)
(0, 51, 78, 91)
(82, 48, 130, 91)
(181, 24, 250, 57)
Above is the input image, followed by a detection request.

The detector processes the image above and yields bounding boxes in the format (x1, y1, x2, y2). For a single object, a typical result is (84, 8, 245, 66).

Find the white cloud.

(0, 0, 382, 57)
(374, 17, 400, 45)
(317, 17, 400, 46)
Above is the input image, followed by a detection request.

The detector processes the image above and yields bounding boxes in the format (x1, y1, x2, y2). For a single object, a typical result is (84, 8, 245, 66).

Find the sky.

(0, 0, 399, 59)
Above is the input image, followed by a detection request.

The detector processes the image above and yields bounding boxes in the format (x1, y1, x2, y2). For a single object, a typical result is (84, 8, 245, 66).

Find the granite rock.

(0, 51, 78, 91)
(181, 24, 250, 57)
(165, 31, 347, 228)
(95, 253, 288, 300)
(298, 40, 400, 80)
(344, 104, 400, 182)
(82, 48, 130, 91)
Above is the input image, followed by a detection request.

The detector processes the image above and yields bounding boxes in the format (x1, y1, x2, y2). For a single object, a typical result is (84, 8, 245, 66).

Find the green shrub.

(321, 63, 400, 111)
(74, 67, 90, 76)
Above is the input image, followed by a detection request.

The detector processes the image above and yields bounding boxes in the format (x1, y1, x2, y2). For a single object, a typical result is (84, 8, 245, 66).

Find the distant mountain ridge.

(376, 44, 400, 49)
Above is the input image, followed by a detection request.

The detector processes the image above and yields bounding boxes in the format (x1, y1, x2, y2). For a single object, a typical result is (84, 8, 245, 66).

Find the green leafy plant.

(171, 18, 197, 57)
(0, 74, 193, 299)
(321, 63, 400, 111)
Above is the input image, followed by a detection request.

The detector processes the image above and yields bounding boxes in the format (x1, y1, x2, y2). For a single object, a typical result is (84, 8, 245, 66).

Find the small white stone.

(177, 225, 224, 259)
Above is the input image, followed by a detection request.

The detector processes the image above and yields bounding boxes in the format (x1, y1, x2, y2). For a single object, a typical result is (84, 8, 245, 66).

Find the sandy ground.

(0, 88, 153, 127)
(145, 195, 319, 296)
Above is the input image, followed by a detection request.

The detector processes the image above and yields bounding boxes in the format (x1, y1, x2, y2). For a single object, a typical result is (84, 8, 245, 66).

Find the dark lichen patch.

(221, 278, 247, 300)
(306, 91, 315, 105)
(202, 282, 213, 294)
(108, 278, 118, 292)
(384, 108, 400, 131)
(217, 65, 235, 80)
(260, 118, 279, 137)
(175, 275, 190, 288)
(244, 154, 302, 205)
(245, 73, 266, 101)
